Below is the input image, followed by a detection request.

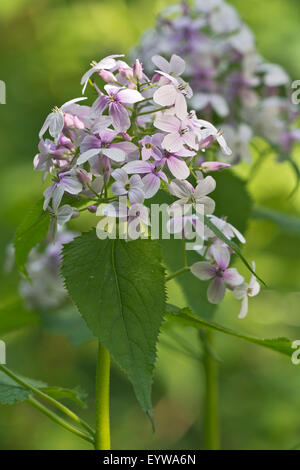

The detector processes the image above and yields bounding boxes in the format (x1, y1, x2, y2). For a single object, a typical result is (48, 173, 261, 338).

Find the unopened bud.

(98, 69, 117, 83)
(88, 205, 98, 213)
(133, 59, 143, 81)
(201, 161, 231, 173)
(119, 67, 133, 81)
(76, 170, 91, 185)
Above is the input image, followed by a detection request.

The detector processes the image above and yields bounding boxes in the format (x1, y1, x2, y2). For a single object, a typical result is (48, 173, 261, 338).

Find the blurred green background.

(1, 0, 300, 450)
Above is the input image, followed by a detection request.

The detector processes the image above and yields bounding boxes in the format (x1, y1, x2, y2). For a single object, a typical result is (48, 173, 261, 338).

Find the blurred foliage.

(1, 0, 300, 450)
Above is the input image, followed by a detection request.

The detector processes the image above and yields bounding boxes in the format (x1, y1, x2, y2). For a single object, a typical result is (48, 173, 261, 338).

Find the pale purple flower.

(160, 147, 195, 179)
(80, 55, 124, 93)
(122, 160, 168, 198)
(43, 171, 82, 210)
(169, 177, 216, 214)
(152, 54, 186, 78)
(233, 262, 260, 318)
(139, 134, 163, 161)
(191, 247, 244, 304)
(154, 113, 197, 152)
(92, 85, 144, 132)
(153, 73, 192, 119)
(78, 129, 137, 165)
(39, 98, 87, 141)
(206, 215, 246, 243)
(111, 168, 144, 203)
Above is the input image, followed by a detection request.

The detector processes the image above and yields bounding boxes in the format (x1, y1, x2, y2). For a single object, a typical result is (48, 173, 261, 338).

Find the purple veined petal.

(43, 184, 55, 210)
(91, 116, 112, 134)
(49, 113, 65, 140)
(98, 128, 118, 144)
(142, 173, 161, 198)
(122, 160, 153, 174)
(39, 114, 54, 139)
(117, 88, 144, 104)
(223, 268, 244, 287)
(153, 85, 177, 106)
(104, 84, 121, 96)
(238, 295, 249, 319)
(167, 216, 184, 234)
(217, 134, 232, 156)
(128, 187, 145, 204)
(191, 262, 216, 280)
(162, 132, 184, 152)
(151, 55, 170, 73)
(157, 169, 168, 183)
(129, 174, 143, 189)
(154, 114, 179, 133)
(141, 147, 152, 161)
(169, 179, 193, 198)
(61, 97, 88, 111)
(167, 156, 190, 179)
(197, 196, 215, 214)
(182, 131, 197, 149)
(175, 147, 196, 157)
(52, 185, 65, 211)
(228, 223, 246, 244)
(111, 168, 128, 184)
(61, 176, 82, 195)
(91, 94, 110, 116)
(152, 132, 165, 146)
(194, 176, 216, 198)
(175, 92, 188, 119)
(207, 277, 226, 304)
(211, 245, 230, 270)
(111, 181, 127, 196)
(109, 102, 130, 132)
(80, 135, 101, 153)
(101, 147, 126, 162)
(111, 142, 139, 160)
(170, 54, 186, 76)
(77, 148, 100, 165)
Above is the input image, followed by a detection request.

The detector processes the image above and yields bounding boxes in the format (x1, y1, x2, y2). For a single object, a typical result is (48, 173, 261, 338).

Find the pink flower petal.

(191, 262, 216, 280)
(153, 85, 177, 106)
(207, 277, 226, 304)
(167, 156, 190, 179)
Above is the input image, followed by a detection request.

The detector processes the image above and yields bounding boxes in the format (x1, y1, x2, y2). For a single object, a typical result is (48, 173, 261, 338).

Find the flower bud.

(119, 67, 133, 81)
(76, 169, 91, 185)
(88, 205, 98, 213)
(201, 161, 231, 173)
(133, 59, 143, 81)
(98, 69, 117, 83)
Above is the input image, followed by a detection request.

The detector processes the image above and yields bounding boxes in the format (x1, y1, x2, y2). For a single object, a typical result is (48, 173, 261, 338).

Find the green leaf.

(14, 199, 50, 278)
(166, 305, 294, 359)
(0, 297, 39, 336)
(0, 372, 46, 405)
(40, 386, 87, 408)
(252, 206, 300, 236)
(0, 370, 87, 407)
(61, 230, 166, 415)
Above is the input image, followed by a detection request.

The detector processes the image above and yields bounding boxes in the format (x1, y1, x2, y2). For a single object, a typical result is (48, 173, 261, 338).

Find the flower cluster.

(134, 0, 300, 163)
(33, 52, 259, 316)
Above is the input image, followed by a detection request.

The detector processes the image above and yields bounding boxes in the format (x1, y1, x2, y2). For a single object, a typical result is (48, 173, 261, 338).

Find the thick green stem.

(202, 330, 220, 450)
(28, 396, 94, 444)
(95, 341, 111, 450)
(0, 365, 94, 437)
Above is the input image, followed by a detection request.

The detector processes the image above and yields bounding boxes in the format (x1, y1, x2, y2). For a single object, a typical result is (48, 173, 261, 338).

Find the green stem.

(27, 396, 94, 444)
(136, 106, 170, 117)
(0, 365, 94, 437)
(95, 341, 111, 450)
(202, 330, 220, 450)
(165, 266, 190, 282)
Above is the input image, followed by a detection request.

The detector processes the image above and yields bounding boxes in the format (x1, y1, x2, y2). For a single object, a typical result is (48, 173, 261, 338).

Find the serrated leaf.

(166, 305, 294, 358)
(61, 230, 166, 415)
(0, 369, 87, 407)
(0, 372, 46, 405)
(14, 199, 50, 278)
